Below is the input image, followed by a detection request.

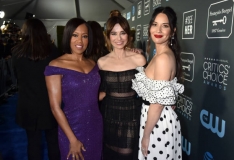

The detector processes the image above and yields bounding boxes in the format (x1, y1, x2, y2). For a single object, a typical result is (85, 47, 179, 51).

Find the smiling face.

(150, 13, 173, 46)
(109, 23, 128, 50)
(70, 23, 88, 55)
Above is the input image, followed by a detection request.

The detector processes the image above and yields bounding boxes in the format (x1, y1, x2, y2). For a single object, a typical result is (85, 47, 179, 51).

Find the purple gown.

(44, 64, 103, 160)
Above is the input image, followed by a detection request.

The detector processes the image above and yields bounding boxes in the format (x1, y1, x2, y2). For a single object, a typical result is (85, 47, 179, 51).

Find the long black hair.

(148, 6, 183, 82)
(62, 18, 93, 58)
(87, 21, 109, 62)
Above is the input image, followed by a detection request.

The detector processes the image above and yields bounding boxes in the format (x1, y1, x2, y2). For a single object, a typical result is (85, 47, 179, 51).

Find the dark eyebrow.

(153, 21, 169, 25)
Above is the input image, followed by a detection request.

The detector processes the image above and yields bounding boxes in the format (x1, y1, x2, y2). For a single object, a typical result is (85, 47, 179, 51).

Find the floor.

(0, 93, 49, 160)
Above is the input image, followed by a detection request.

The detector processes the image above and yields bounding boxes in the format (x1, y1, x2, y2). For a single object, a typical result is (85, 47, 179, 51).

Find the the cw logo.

(182, 136, 191, 155)
(200, 109, 225, 138)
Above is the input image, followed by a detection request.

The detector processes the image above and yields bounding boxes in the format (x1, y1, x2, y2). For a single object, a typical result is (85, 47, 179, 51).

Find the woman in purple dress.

(44, 18, 103, 160)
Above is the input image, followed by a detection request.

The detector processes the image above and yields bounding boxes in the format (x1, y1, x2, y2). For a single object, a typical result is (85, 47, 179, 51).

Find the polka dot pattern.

(131, 67, 183, 160)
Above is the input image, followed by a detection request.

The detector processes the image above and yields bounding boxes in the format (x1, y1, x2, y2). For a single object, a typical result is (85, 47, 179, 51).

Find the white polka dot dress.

(132, 67, 184, 160)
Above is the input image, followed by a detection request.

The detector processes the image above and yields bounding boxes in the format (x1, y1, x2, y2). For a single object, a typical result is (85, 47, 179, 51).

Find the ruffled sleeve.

(44, 66, 63, 76)
(132, 67, 184, 105)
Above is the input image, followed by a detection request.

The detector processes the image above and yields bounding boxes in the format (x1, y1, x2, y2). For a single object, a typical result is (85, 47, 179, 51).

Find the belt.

(142, 100, 150, 105)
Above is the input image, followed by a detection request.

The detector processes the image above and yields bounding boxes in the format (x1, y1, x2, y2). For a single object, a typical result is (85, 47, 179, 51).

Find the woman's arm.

(99, 92, 106, 101)
(45, 75, 85, 160)
(141, 53, 172, 157)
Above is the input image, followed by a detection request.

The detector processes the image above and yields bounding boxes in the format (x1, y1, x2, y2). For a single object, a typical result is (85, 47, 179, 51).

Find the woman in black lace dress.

(97, 14, 146, 160)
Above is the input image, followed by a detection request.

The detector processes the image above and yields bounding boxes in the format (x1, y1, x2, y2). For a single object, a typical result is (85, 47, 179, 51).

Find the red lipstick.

(154, 34, 163, 38)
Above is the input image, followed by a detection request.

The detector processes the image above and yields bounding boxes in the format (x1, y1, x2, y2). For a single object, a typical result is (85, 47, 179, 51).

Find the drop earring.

(170, 36, 174, 46)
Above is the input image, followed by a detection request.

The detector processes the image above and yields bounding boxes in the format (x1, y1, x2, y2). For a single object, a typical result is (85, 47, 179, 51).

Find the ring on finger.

(72, 155, 75, 158)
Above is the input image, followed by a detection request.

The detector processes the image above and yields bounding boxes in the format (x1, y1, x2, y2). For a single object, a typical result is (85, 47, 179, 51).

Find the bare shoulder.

(153, 52, 175, 71)
(154, 52, 173, 63)
(127, 51, 146, 66)
(97, 53, 111, 69)
(49, 54, 67, 67)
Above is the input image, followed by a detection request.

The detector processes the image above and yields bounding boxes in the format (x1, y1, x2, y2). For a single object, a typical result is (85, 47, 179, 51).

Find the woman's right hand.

(67, 139, 86, 160)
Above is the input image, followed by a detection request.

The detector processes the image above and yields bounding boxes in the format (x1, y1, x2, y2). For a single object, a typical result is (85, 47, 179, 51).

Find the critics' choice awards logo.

(182, 9, 196, 39)
(122, 13, 126, 19)
(203, 57, 230, 91)
(137, 1, 142, 19)
(204, 152, 214, 160)
(136, 25, 142, 41)
(181, 52, 195, 82)
(132, 6, 135, 21)
(200, 109, 226, 138)
(177, 94, 193, 121)
(143, 24, 149, 39)
(127, 12, 131, 20)
(144, 0, 150, 16)
(182, 136, 191, 156)
(152, 0, 161, 9)
(206, 0, 234, 38)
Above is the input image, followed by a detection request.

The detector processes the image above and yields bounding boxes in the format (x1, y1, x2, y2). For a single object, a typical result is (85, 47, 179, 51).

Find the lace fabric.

(99, 69, 142, 158)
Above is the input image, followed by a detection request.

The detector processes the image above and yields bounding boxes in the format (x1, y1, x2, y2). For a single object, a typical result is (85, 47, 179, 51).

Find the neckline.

(100, 68, 136, 73)
(48, 64, 97, 75)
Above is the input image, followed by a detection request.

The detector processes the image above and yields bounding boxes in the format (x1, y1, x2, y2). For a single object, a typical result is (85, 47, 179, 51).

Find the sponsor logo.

(137, 1, 142, 18)
(143, 24, 149, 39)
(144, 0, 150, 16)
(206, 0, 234, 38)
(181, 52, 195, 82)
(182, 136, 191, 156)
(177, 94, 192, 121)
(132, 6, 135, 21)
(122, 13, 126, 19)
(127, 12, 131, 20)
(152, 0, 161, 9)
(203, 57, 230, 91)
(204, 152, 214, 160)
(200, 109, 226, 138)
(182, 9, 196, 39)
(136, 25, 142, 41)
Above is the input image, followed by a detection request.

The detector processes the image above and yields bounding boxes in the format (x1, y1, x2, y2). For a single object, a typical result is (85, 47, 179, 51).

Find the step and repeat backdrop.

(122, 0, 234, 159)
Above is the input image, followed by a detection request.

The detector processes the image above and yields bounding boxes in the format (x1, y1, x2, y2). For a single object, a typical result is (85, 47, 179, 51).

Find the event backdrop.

(122, 0, 234, 159)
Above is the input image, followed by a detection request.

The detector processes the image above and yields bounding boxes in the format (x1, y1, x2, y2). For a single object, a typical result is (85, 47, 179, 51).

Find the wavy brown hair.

(105, 15, 131, 51)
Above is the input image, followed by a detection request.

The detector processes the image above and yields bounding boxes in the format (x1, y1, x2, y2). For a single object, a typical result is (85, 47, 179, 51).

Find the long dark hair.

(148, 6, 183, 81)
(87, 21, 109, 62)
(62, 18, 93, 58)
(12, 18, 51, 60)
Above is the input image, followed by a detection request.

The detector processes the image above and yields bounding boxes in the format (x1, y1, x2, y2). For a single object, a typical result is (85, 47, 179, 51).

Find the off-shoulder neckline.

(99, 68, 136, 73)
(46, 64, 97, 75)
(136, 66, 177, 82)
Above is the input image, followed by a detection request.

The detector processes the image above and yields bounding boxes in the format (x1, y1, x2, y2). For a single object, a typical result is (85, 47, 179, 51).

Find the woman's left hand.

(141, 135, 150, 157)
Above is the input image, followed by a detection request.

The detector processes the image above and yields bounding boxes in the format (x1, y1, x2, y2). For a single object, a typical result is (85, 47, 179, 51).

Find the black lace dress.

(99, 69, 142, 160)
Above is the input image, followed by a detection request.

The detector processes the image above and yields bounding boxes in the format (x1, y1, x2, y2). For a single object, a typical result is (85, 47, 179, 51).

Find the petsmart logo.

(200, 109, 225, 138)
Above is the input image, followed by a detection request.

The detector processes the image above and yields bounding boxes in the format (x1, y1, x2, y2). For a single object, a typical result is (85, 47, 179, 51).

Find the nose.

(156, 25, 161, 33)
(76, 36, 82, 42)
(117, 33, 122, 40)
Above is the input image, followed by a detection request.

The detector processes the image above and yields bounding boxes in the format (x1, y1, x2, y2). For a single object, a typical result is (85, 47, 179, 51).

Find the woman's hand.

(171, 105, 176, 110)
(126, 47, 143, 54)
(141, 135, 150, 157)
(67, 139, 86, 160)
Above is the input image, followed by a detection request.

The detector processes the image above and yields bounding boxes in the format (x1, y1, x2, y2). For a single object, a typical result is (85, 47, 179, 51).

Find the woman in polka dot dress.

(132, 6, 184, 160)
